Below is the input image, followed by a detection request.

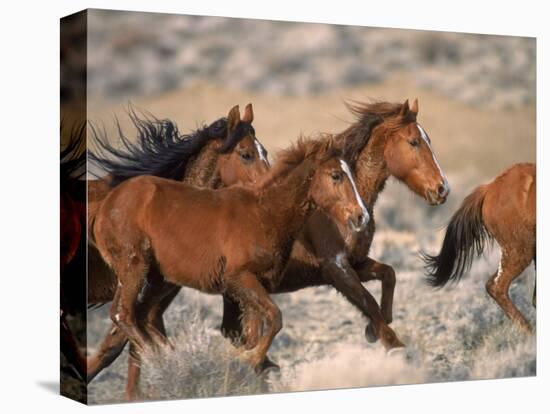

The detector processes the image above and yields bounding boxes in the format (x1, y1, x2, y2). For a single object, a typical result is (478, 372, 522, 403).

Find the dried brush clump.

(140, 313, 268, 401)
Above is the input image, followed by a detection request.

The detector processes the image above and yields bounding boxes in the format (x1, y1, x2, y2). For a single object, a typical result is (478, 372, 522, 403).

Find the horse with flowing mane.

(86, 104, 270, 397)
(221, 98, 450, 361)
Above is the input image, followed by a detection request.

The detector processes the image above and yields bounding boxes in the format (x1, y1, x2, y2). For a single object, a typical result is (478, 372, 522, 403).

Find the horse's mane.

(258, 136, 338, 189)
(346, 100, 406, 120)
(61, 120, 87, 180)
(89, 108, 255, 187)
(339, 100, 411, 166)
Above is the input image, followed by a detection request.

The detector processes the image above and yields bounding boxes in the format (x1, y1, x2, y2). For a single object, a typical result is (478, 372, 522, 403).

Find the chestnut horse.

(88, 103, 269, 235)
(60, 122, 87, 381)
(221, 99, 450, 358)
(423, 163, 536, 331)
(93, 139, 367, 400)
(86, 104, 270, 394)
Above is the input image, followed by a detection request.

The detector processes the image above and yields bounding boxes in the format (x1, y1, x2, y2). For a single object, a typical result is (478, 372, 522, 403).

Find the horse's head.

(383, 99, 449, 205)
(216, 103, 270, 186)
(309, 142, 369, 233)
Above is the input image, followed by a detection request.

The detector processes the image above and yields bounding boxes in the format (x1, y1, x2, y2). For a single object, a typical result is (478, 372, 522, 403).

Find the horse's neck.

(355, 130, 391, 211)
(183, 140, 221, 188)
(259, 163, 313, 238)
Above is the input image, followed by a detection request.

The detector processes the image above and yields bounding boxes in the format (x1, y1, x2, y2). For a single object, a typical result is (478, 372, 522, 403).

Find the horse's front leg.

(354, 258, 396, 324)
(321, 255, 404, 350)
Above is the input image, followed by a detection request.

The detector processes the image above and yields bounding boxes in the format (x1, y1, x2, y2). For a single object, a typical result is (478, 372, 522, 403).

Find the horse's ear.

(242, 103, 254, 123)
(410, 98, 419, 116)
(322, 138, 334, 157)
(227, 105, 241, 132)
(399, 99, 410, 117)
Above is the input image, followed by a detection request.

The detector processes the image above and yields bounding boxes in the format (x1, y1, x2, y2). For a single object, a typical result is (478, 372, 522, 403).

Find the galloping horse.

(60, 122, 87, 381)
(423, 163, 536, 331)
(93, 138, 368, 400)
(221, 99, 450, 357)
(87, 104, 270, 397)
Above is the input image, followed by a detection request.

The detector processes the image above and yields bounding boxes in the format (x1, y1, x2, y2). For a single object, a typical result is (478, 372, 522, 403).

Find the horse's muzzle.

(348, 211, 369, 232)
(427, 180, 450, 206)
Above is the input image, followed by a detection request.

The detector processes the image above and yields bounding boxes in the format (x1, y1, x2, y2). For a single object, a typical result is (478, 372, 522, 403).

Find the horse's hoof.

(387, 346, 406, 357)
(365, 323, 378, 343)
(260, 356, 280, 373)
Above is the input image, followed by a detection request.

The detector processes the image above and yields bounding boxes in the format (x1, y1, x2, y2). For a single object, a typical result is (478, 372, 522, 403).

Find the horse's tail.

(422, 185, 491, 288)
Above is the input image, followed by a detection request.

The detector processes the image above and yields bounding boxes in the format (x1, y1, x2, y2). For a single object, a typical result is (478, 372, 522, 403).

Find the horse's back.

(483, 163, 535, 246)
(127, 177, 262, 291)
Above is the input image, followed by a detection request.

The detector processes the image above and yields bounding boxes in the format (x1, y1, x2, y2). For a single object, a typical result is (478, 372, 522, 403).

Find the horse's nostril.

(437, 184, 447, 197)
(357, 214, 364, 225)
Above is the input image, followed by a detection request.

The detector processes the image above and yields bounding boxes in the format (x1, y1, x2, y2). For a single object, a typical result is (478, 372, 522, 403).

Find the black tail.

(422, 185, 491, 288)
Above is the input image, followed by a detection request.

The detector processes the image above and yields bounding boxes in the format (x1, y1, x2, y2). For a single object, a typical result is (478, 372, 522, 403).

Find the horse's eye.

(331, 171, 343, 182)
(240, 152, 253, 161)
(409, 139, 420, 147)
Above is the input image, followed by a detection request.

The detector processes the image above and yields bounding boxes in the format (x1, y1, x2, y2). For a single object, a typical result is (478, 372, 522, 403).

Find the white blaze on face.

(339, 159, 369, 224)
(417, 124, 449, 192)
(254, 139, 269, 166)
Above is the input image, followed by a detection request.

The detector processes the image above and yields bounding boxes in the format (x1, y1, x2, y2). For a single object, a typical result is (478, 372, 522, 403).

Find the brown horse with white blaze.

(423, 163, 536, 331)
(86, 103, 270, 396)
(93, 138, 367, 400)
(221, 98, 450, 355)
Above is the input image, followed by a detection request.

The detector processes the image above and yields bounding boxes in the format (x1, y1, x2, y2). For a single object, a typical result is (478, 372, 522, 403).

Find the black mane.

(61, 120, 87, 180)
(89, 108, 254, 187)
(341, 102, 385, 167)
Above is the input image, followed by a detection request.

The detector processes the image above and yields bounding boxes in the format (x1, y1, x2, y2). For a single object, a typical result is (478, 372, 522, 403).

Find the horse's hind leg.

(126, 342, 142, 401)
(86, 322, 128, 383)
(123, 276, 178, 401)
(109, 246, 153, 354)
(142, 282, 180, 347)
(486, 247, 533, 332)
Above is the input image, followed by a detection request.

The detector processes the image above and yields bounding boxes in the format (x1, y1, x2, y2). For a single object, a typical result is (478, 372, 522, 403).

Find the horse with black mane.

(86, 103, 270, 398)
